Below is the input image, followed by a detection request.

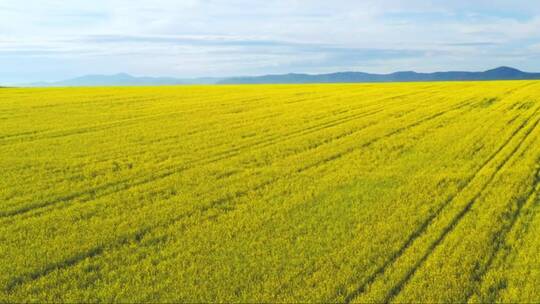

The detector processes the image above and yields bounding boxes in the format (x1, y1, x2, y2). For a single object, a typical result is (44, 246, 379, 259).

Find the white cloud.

(0, 0, 539, 83)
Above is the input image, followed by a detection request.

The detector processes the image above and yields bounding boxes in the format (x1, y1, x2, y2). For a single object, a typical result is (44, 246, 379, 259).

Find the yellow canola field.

(1, 82, 540, 302)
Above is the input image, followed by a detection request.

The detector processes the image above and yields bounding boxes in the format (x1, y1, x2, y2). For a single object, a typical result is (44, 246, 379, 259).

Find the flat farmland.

(1, 82, 540, 302)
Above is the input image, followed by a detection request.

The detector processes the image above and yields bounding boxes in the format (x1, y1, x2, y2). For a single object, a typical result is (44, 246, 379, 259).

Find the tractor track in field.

(0, 109, 283, 199)
(0, 104, 386, 218)
(20, 88, 427, 188)
(270, 86, 525, 302)
(2, 176, 279, 295)
(67, 88, 428, 161)
(342, 105, 540, 303)
(0, 91, 434, 219)
(382, 109, 540, 303)
(0, 97, 172, 142)
(0, 90, 284, 143)
(1, 89, 421, 208)
(0, 99, 410, 221)
(2, 86, 527, 297)
(3, 227, 148, 294)
(298, 96, 479, 175)
(41, 90, 409, 162)
(0, 86, 430, 163)
(0, 106, 379, 218)
(0, 96, 272, 144)
(0, 85, 362, 144)
(132, 95, 493, 253)
(20, 91, 513, 299)
(5, 82, 539, 293)
(464, 158, 540, 303)
(8, 92, 471, 222)
(2, 96, 482, 293)
(270, 103, 518, 300)
(0, 91, 495, 222)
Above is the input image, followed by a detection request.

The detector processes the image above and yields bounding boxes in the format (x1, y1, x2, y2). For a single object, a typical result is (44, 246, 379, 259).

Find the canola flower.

(0, 82, 539, 302)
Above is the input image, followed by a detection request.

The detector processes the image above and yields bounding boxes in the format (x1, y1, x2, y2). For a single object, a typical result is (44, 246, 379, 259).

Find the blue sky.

(1, 0, 540, 84)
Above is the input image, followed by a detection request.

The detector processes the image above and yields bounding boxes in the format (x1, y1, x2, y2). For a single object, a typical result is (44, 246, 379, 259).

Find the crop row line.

(343, 104, 540, 303)
(271, 94, 516, 301)
(0, 89, 423, 208)
(2, 93, 479, 292)
(464, 157, 540, 302)
(0, 96, 270, 144)
(383, 108, 540, 303)
(1, 90, 435, 219)
(300, 97, 480, 176)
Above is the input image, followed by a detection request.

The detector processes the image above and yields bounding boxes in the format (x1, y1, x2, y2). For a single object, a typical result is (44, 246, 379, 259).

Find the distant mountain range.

(22, 67, 540, 87)
(26, 73, 221, 87)
(219, 67, 540, 84)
